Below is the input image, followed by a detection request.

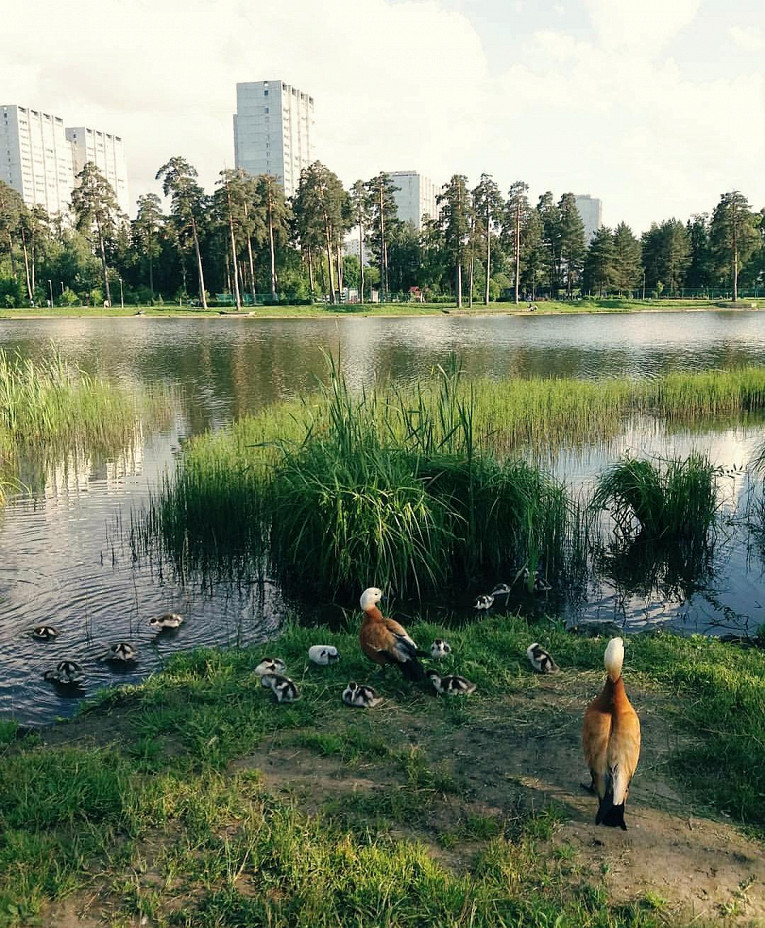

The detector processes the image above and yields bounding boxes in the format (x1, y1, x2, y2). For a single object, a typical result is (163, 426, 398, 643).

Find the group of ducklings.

(473, 570, 552, 611)
(35, 613, 184, 687)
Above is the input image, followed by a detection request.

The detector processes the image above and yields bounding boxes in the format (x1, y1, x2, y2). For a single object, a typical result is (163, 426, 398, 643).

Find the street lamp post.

(119, 278, 124, 310)
(48, 279, 53, 308)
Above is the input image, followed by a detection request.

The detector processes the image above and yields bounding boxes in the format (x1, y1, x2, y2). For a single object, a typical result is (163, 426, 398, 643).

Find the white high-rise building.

(234, 80, 314, 198)
(574, 194, 603, 243)
(1, 104, 74, 214)
(388, 171, 437, 230)
(66, 127, 130, 216)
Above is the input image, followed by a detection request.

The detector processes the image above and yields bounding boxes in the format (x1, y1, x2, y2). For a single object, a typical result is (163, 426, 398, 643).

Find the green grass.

(0, 616, 761, 926)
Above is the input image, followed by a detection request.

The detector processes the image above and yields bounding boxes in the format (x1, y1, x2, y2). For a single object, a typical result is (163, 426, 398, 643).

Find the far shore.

(0, 297, 761, 321)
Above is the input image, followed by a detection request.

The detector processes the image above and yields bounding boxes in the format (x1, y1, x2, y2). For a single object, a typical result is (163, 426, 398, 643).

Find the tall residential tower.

(1, 104, 74, 214)
(574, 194, 603, 243)
(388, 171, 438, 230)
(66, 127, 130, 215)
(233, 80, 314, 197)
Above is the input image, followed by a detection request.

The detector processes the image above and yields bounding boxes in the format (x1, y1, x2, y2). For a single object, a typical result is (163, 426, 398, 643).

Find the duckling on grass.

(430, 638, 452, 660)
(526, 643, 559, 674)
(149, 612, 184, 630)
(491, 583, 512, 597)
(260, 672, 300, 703)
(32, 625, 58, 641)
(427, 670, 476, 696)
(473, 593, 494, 611)
(254, 657, 286, 677)
(308, 645, 340, 666)
(43, 660, 85, 686)
(341, 681, 383, 708)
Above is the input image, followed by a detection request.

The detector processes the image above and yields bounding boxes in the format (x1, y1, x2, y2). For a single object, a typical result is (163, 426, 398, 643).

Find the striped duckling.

(341, 681, 383, 708)
(308, 645, 340, 666)
(260, 672, 300, 703)
(473, 593, 494, 611)
(254, 657, 286, 677)
(521, 567, 552, 593)
(32, 625, 59, 641)
(430, 638, 452, 660)
(491, 582, 512, 597)
(427, 670, 477, 696)
(149, 612, 184, 630)
(102, 642, 138, 663)
(43, 660, 85, 686)
(526, 642, 559, 674)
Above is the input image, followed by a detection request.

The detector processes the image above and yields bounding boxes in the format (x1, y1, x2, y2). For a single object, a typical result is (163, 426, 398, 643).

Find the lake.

(1, 310, 764, 725)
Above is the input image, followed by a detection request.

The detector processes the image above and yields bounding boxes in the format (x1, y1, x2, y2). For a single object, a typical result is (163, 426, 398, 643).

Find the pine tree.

(71, 162, 123, 307)
(612, 222, 642, 295)
(437, 175, 472, 308)
(710, 191, 759, 301)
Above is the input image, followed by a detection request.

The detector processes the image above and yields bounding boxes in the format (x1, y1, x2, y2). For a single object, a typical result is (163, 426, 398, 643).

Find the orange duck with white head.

(582, 637, 641, 830)
(359, 587, 425, 681)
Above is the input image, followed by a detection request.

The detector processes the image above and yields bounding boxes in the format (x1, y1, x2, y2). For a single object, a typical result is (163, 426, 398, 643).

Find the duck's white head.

(360, 587, 383, 611)
(604, 637, 625, 681)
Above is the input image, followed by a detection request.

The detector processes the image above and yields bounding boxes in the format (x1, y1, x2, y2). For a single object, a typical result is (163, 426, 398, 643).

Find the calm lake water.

(2, 311, 765, 725)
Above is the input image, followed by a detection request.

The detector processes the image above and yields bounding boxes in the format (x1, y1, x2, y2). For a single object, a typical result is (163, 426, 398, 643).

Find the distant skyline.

(5, 0, 764, 231)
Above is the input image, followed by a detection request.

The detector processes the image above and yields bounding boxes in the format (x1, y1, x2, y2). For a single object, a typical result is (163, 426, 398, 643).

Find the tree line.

(0, 158, 763, 308)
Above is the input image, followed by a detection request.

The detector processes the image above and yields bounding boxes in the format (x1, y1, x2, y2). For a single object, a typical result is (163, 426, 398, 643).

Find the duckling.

(521, 567, 552, 593)
(526, 642, 559, 674)
(149, 612, 184, 630)
(582, 638, 641, 830)
(473, 593, 494, 611)
(308, 645, 340, 666)
(359, 588, 425, 681)
(341, 680, 383, 708)
(43, 660, 85, 686)
(491, 583, 512, 597)
(260, 672, 300, 703)
(32, 625, 58, 641)
(102, 642, 137, 663)
(254, 657, 286, 677)
(427, 670, 477, 696)
(430, 638, 453, 660)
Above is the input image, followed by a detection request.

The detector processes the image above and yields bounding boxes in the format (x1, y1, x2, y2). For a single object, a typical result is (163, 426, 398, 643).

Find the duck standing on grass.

(260, 672, 300, 703)
(582, 637, 641, 830)
(359, 587, 425, 681)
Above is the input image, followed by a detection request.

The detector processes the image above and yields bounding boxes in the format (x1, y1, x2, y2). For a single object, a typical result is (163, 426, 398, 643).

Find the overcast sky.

(5, 0, 764, 230)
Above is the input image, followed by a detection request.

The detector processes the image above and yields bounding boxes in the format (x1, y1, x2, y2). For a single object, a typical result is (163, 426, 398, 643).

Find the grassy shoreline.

(0, 297, 761, 320)
(0, 615, 762, 926)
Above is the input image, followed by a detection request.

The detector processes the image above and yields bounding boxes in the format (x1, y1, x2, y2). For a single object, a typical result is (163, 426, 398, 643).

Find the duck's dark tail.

(398, 656, 426, 681)
(596, 789, 627, 830)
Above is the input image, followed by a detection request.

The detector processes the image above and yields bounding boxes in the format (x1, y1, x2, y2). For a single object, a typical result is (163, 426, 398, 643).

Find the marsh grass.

(0, 616, 762, 926)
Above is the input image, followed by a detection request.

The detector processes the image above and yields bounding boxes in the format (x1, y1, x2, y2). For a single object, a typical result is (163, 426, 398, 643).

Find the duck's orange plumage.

(359, 587, 425, 681)
(582, 637, 641, 830)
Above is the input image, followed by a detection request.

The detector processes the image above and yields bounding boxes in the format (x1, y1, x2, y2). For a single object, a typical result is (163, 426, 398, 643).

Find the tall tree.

(558, 193, 587, 296)
(582, 226, 616, 295)
(156, 157, 209, 308)
(520, 209, 546, 300)
(710, 191, 759, 301)
(536, 192, 561, 296)
(349, 180, 373, 301)
(70, 162, 122, 307)
(437, 175, 472, 308)
(685, 214, 713, 294)
(0, 181, 25, 283)
(365, 173, 400, 301)
(132, 193, 164, 301)
(505, 181, 531, 304)
(641, 219, 691, 296)
(612, 222, 642, 295)
(254, 174, 292, 301)
(472, 174, 503, 305)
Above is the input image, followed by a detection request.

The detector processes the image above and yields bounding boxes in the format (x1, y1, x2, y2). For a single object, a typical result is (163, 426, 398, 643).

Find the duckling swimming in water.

(341, 681, 383, 708)
(32, 625, 58, 641)
(102, 642, 137, 663)
(260, 672, 300, 703)
(430, 638, 452, 660)
(427, 670, 477, 696)
(473, 593, 494, 611)
(308, 645, 340, 666)
(43, 660, 85, 686)
(254, 657, 286, 677)
(149, 613, 184, 630)
(526, 642, 559, 674)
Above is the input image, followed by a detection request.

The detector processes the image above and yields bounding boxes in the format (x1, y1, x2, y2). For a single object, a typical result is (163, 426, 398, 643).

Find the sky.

(4, 0, 764, 231)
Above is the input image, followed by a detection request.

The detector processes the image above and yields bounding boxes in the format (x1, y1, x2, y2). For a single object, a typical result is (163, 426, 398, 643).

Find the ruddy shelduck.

(359, 588, 425, 681)
(582, 637, 641, 830)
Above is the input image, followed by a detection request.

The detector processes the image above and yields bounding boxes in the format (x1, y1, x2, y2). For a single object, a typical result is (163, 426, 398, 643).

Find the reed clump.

(592, 453, 721, 542)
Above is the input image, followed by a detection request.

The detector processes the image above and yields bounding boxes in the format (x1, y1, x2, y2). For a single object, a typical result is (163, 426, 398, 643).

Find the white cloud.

(583, 0, 701, 52)
(728, 24, 765, 52)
